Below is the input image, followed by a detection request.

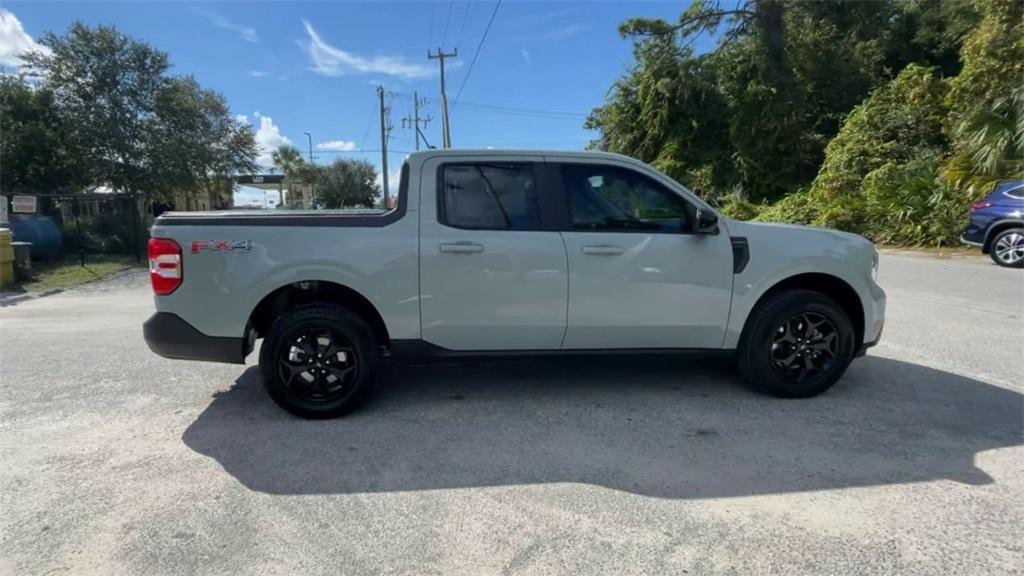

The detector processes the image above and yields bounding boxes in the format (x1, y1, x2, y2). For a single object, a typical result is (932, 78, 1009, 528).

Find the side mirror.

(694, 208, 719, 235)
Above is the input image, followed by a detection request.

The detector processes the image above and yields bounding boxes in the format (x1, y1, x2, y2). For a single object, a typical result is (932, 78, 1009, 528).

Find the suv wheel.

(738, 289, 856, 398)
(259, 304, 379, 418)
(989, 228, 1024, 268)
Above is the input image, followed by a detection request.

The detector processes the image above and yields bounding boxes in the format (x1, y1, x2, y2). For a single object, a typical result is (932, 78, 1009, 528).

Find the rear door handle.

(439, 242, 484, 254)
(581, 245, 624, 256)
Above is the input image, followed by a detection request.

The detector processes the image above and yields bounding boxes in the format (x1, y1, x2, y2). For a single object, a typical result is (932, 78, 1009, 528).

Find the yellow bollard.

(0, 228, 14, 286)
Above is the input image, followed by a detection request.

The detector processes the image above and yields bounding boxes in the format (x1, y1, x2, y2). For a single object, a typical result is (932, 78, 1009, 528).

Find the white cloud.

(194, 9, 259, 43)
(302, 19, 433, 79)
(0, 9, 51, 69)
(316, 140, 356, 152)
(235, 114, 249, 124)
(521, 49, 531, 66)
(252, 114, 291, 167)
(249, 70, 270, 78)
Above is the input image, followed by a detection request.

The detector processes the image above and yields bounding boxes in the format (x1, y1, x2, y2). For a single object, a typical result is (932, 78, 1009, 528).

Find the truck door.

(555, 161, 734, 349)
(419, 156, 569, 350)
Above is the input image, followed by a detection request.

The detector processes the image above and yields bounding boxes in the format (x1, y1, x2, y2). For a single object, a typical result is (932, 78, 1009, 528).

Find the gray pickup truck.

(144, 149, 885, 418)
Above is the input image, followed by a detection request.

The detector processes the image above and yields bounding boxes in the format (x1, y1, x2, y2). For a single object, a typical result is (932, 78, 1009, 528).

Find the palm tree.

(271, 145, 304, 207)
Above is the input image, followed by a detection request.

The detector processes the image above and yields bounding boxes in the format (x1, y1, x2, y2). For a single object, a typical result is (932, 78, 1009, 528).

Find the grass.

(14, 254, 142, 294)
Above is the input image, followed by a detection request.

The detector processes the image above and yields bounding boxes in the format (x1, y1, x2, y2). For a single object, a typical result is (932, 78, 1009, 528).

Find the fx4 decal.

(191, 240, 254, 254)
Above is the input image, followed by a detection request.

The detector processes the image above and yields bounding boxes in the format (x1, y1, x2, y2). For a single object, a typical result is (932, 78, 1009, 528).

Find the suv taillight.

(148, 238, 182, 295)
(970, 201, 992, 211)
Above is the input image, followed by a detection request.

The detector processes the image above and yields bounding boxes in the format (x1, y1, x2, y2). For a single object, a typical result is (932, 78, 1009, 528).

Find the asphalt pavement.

(1, 252, 1021, 575)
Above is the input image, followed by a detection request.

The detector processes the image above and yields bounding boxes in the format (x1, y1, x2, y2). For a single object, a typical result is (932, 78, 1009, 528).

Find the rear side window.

(1004, 185, 1024, 199)
(440, 163, 541, 230)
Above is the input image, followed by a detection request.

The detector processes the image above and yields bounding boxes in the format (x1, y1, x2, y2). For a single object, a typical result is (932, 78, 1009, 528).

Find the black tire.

(737, 289, 856, 398)
(988, 228, 1024, 268)
(259, 304, 379, 419)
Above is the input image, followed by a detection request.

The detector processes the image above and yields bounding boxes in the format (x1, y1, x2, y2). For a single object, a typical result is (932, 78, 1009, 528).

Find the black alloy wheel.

(278, 329, 359, 402)
(737, 289, 856, 398)
(769, 312, 839, 382)
(260, 304, 378, 418)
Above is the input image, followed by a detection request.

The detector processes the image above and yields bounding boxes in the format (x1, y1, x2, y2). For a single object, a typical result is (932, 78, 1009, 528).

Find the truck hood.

(725, 219, 872, 247)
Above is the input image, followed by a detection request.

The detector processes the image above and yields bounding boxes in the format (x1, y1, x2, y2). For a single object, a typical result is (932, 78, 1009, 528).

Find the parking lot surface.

(1, 253, 1021, 575)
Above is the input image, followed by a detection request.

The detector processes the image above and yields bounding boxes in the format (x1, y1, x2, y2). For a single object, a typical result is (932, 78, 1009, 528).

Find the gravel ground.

(1, 253, 1021, 576)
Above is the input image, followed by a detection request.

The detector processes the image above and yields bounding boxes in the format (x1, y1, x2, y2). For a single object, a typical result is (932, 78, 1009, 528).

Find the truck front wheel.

(259, 304, 379, 418)
(737, 289, 856, 398)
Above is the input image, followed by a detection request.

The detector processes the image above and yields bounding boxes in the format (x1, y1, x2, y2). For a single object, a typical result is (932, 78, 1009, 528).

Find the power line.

(387, 91, 587, 120)
(358, 100, 376, 151)
(453, 100, 587, 119)
(451, 0, 501, 110)
(455, 0, 474, 48)
(315, 149, 412, 155)
(441, 0, 455, 47)
(412, 96, 586, 120)
(427, 1, 437, 47)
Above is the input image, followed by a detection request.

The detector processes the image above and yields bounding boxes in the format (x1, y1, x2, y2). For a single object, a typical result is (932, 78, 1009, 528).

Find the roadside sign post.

(12, 195, 37, 214)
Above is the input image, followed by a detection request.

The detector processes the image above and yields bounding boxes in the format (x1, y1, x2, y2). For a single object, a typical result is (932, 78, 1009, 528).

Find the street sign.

(0, 195, 8, 223)
(12, 195, 37, 214)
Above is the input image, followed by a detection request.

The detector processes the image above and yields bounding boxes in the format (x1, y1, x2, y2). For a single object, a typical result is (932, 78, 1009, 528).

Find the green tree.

(270, 144, 307, 208)
(885, 0, 980, 77)
(18, 22, 257, 202)
(313, 159, 380, 209)
(945, 0, 1024, 188)
(0, 75, 86, 193)
(586, 37, 733, 198)
(601, 0, 898, 202)
(24, 22, 170, 195)
(811, 64, 949, 197)
(148, 77, 258, 207)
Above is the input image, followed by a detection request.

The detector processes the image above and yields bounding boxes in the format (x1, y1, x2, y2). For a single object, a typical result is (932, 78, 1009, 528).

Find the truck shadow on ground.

(182, 355, 1022, 498)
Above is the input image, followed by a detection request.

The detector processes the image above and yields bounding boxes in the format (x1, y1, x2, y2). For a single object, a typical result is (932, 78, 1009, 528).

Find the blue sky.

(2, 1, 713, 205)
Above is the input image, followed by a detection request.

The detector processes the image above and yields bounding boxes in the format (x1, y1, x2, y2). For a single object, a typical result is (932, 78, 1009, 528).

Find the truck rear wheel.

(738, 289, 856, 398)
(259, 304, 379, 418)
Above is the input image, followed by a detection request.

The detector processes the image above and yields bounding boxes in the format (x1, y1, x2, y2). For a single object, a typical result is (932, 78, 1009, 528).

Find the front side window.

(441, 163, 541, 230)
(562, 165, 693, 232)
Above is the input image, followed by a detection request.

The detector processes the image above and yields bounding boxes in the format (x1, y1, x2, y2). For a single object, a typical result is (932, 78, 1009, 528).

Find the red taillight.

(148, 238, 182, 295)
(970, 201, 993, 211)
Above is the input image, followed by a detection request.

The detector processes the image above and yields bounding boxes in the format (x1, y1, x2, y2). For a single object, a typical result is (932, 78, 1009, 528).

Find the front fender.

(721, 221, 881, 349)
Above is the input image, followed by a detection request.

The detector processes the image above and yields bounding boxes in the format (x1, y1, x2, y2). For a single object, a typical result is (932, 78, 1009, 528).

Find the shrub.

(62, 212, 138, 254)
(811, 64, 949, 197)
(716, 193, 763, 221)
(754, 188, 820, 225)
(862, 159, 973, 246)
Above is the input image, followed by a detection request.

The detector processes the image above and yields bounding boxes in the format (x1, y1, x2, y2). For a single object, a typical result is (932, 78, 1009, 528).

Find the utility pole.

(427, 47, 457, 148)
(302, 131, 314, 209)
(303, 132, 314, 163)
(377, 85, 392, 207)
(401, 91, 432, 151)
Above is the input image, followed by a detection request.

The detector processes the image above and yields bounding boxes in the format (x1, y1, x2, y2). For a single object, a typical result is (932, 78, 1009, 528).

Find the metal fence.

(4, 193, 146, 263)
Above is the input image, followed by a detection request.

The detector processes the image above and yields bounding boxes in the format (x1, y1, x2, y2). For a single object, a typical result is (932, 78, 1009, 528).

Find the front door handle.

(439, 242, 484, 254)
(581, 245, 625, 256)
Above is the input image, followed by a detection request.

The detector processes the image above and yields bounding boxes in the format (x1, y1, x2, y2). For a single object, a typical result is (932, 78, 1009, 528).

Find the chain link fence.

(4, 193, 147, 264)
